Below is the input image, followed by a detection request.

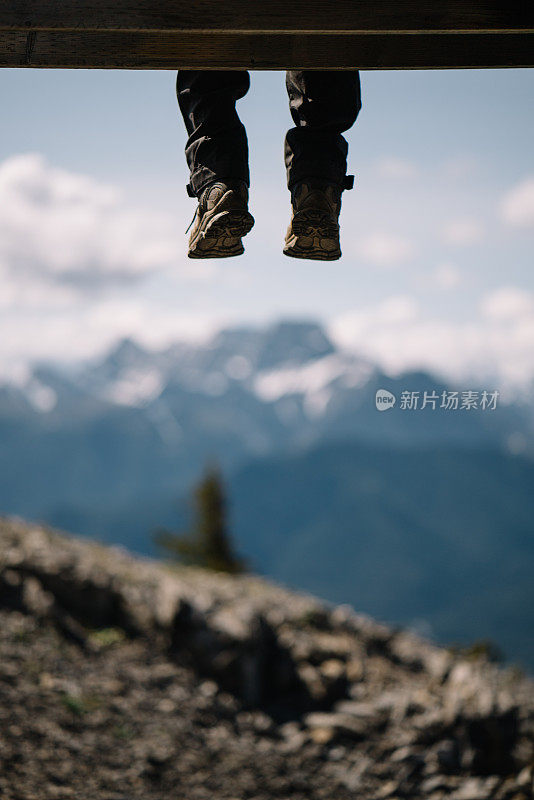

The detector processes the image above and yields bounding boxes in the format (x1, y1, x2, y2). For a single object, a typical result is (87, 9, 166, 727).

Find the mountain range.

(1, 320, 533, 667)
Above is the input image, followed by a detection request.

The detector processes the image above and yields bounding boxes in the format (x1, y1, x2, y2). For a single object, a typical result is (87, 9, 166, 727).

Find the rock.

(335, 700, 386, 720)
(390, 744, 422, 763)
(1, 516, 533, 800)
(335, 755, 373, 791)
(516, 765, 532, 787)
(304, 712, 368, 740)
(463, 707, 519, 775)
(0, 569, 25, 611)
(346, 657, 365, 682)
(171, 600, 309, 710)
(421, 774, 454, 794)
(278, 721, 308, 752)
(320, 658, 346, 680)
(435, 738, 461, 773)
(22, 575, 55, 617)
(375, 779, 402, 798)
(309, 726, 336, 745)
(449, 776, 500, 799)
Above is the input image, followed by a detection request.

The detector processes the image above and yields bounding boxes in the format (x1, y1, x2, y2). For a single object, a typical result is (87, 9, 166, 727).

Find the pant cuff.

(287, 171, 354, 192)
(187, 168, 249, 198)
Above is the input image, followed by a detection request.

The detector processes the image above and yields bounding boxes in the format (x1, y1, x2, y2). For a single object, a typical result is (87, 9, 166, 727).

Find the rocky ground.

(0, 517, 533, 800)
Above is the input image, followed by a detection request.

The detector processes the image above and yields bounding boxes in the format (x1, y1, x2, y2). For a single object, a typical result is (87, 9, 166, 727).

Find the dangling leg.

(177, 71, 254, 258)
(284, 70, 361, 192)
(283, 70, 362, 260)
(177, 70, 251, 196)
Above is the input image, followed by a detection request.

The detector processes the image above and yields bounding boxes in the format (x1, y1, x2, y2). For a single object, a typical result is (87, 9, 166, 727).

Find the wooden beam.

(1, 1, 533, 34)
(1, 30, 533, 70)
(1, 2, 532, 70)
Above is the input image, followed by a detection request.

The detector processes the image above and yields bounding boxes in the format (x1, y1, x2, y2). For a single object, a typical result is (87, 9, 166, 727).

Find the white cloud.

(356, 233, 415, 267)
(0, 295, 226, 381)
(376, 158, 418, 179)
(331, 296, 417, 342)
(0, 153, 229, 376)
(432, 262, 462, 289)
(0, 153, 198, 293)
(480, 286, 534, 320)
(377, 295, 418, 323)
(330, 287, 534, 392)
(0, 154, 279, 378)
(0, 278, 78, 310)
(441, 218, 484, 246)
(440, 156, 479, 180)
(500, 177, 534, 228)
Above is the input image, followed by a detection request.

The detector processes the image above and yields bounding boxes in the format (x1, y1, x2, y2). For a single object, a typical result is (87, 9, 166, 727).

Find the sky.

(0, 67, 533, 393)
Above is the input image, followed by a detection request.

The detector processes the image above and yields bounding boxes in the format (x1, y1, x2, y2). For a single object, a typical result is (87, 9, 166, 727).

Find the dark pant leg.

(177, 70, 250, 197)
(284, 70, 362, 191)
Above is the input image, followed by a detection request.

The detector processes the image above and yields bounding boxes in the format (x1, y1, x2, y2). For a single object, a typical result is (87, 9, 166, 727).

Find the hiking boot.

(187, 180, 255, 259)
(283, 180, 343, 261)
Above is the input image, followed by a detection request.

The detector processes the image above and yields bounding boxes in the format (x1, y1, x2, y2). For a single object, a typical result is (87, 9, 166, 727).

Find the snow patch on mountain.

(224, 355, 252, 381)
(23, 378, 57, 413)
(253, 353, 374, 418)
(103, 367, 164, 407)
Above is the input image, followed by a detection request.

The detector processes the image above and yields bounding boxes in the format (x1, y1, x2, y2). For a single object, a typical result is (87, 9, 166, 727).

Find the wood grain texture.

(1, 1, 533, 33)
(1, 30, 532, 69)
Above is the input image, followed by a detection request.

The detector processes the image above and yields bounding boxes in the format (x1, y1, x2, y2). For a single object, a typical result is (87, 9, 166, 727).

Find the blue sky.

(0, 68, 533, 392)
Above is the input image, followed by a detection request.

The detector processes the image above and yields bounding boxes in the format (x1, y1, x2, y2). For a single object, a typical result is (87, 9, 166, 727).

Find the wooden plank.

(1, 30, 532, 69)
(1, 1, 533, 34)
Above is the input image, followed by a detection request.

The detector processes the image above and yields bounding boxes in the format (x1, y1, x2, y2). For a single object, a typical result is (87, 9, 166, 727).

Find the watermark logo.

(375, 389, 396, 411)
(374, 388, 499, 411)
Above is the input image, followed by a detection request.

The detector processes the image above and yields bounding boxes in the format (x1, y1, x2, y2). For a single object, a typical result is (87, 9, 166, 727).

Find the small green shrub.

(448, 638, 504, 664)
(88, 627, 126, 648)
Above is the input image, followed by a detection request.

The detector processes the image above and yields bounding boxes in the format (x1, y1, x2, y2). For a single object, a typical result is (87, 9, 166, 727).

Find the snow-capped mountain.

(0, 319, 532, 524)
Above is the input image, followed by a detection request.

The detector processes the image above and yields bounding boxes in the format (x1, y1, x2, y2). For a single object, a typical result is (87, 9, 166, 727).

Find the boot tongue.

(201, 182, 227, 210)
(201, 180, 248, 210)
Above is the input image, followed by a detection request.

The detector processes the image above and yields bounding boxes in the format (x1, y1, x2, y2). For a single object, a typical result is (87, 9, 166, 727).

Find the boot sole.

(188, 208, 255, 259)
(283, 213, 341, 261)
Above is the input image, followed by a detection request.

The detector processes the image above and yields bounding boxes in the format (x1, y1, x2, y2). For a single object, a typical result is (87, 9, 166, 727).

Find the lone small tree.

(153, 465, 246, 574)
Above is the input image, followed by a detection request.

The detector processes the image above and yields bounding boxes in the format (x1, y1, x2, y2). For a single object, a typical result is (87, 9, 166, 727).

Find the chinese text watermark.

(375, 389, 499, 412)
